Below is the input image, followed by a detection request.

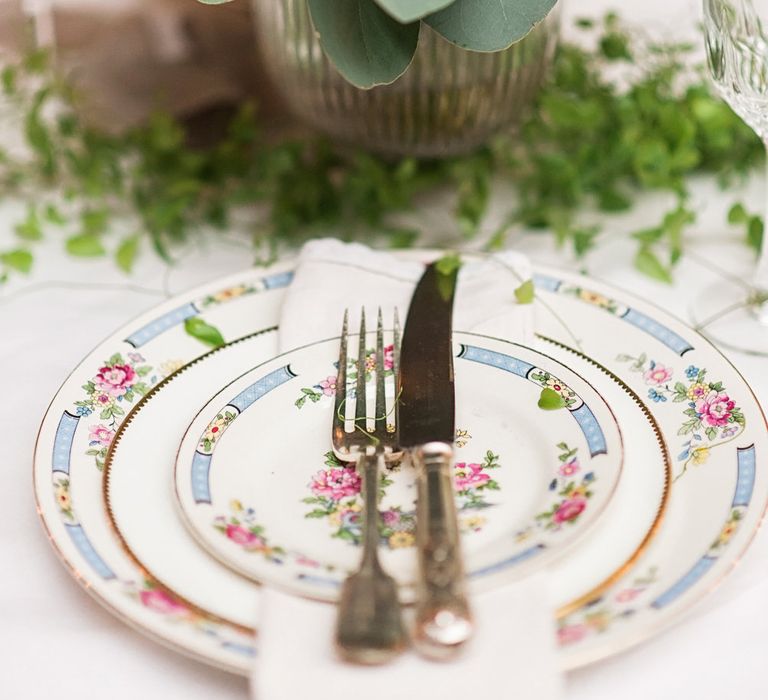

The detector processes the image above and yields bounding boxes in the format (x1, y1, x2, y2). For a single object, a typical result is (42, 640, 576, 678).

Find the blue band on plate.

(458, 345, 535, 378)
(125, 303, 198, 348)
(469, 544, 545, 577)
(651, 445, 756, 609)
(532, 273, 562, 293)
(734, 445, 756, 507)
(263, 271, 294, 290)
(229, 366, 297, 412)
(65, 523, 115, 579)
(52, 411, 79, 475)
(191, 452, 213, 504)
(571, 404, 608, 457)
(621, 308, 694, 356)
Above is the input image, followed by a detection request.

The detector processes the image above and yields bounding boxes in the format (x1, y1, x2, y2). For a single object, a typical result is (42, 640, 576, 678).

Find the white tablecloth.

(3, 1, 767, 698)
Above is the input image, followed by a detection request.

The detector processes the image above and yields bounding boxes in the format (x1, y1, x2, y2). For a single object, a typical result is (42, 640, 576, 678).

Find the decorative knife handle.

(412, 441, 474, 659)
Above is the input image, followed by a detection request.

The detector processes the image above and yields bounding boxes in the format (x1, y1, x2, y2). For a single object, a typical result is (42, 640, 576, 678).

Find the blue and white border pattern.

(458, 344, 608, 457)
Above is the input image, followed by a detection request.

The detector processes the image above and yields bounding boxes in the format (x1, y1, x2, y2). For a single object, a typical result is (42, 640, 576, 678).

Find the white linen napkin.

(253, 576, 562, 700)
(277, 239, 535, 352)
(253, 240, 561, 700)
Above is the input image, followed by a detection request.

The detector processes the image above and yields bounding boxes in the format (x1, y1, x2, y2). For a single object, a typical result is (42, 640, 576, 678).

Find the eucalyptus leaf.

(308, 0, 419, 88)
(373, 0, 454, 23)
(426, 0, 558, 51)
(184, 317, 225, 348)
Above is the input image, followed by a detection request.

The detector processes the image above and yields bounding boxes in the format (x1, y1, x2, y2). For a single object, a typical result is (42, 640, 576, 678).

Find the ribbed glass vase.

(251, 0, 560, 157)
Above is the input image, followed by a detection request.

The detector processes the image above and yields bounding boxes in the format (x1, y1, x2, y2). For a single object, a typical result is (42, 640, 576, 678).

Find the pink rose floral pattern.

(556, 567, 658, 646)
(617, 353, 746, 477)
(532, 444, 595, 531)
(294, 344, 395, 409)
(213, 500, 286, 563)
(75, 352, 153, 469)
(302, 444, 502, 548)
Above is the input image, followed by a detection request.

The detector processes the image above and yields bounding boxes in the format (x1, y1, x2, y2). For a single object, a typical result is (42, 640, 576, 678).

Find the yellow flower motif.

(716, 522, 738, 546)
(230, 499, 243, 513)
(328, 510, 343, 527)
(570, 485, 588, 498)
(455, 429, 471, 448)
(388, 532, 415, 549)
(462, 515, 486, 531)
(212, 285, 248, 303)
(545, 376, 576, 400)
(585, 610, 611, 632)
(687, 382, 709, 400)
(55, 486, 71, 510)
(160, 359, 185, 377)
(515, 528, 532, 544)
(691, 447, 710, 465)
(579, 290, 612, 308)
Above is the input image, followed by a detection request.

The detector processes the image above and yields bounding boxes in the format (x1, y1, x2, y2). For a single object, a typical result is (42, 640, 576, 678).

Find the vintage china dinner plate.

(33, 255, 767, 673)
(102, 328, 665, 645)
(169, 333, 624, 600)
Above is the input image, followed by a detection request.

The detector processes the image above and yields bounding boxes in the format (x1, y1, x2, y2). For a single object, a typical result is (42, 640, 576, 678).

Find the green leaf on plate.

(373, 0, 453, 23)
(514, 279, 535, 304)
(435, 251, 462, 276)
(0, 248, 33, 274)
(434, 251, 461, 301)
(184, 317, 225, 348)
(426, 0, 557, 51)
(65, 233, 105, 257)
(307, 0, 419, 88)
(538, 387, 566, 410)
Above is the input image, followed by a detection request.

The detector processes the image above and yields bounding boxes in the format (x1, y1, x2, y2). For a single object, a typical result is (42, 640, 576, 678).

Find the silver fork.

(332, 308, 407, 664)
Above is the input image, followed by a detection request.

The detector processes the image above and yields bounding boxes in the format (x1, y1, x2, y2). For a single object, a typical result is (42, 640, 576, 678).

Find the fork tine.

(333, 310, 349, 444)
(392, 308, 401, 437)
(355, 308, 367, 431)
(374, 308, 386, 436)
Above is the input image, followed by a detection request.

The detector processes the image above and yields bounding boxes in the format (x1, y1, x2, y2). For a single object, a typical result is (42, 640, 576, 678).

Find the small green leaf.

(747, 216, 764, 254)
(514, 279, 535, 304)
(14, 207, 42, 241)
(634, 246, 673, 284)
(0, 248, 33, 274)
(1, 66, 16, 95)
(43, 204, 67, 226)
(727, 202, 748, 225)
(434, 252, 461, 302)
(184, 317, 225, 348)
(538, 388, 566, 411)
(116, 235, 140, 273)
(66, 233, 106, 257)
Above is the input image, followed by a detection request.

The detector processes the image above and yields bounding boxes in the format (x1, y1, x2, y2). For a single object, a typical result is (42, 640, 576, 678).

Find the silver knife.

(398, 261, 473, 659)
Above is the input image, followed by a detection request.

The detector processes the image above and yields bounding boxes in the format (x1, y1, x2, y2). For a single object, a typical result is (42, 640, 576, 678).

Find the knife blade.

(398, 260, 473, 659)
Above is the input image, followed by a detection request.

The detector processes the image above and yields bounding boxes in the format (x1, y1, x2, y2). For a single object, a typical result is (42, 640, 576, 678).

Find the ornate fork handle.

(412, 441, 473, 659)
(335, 451, 406, 664)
